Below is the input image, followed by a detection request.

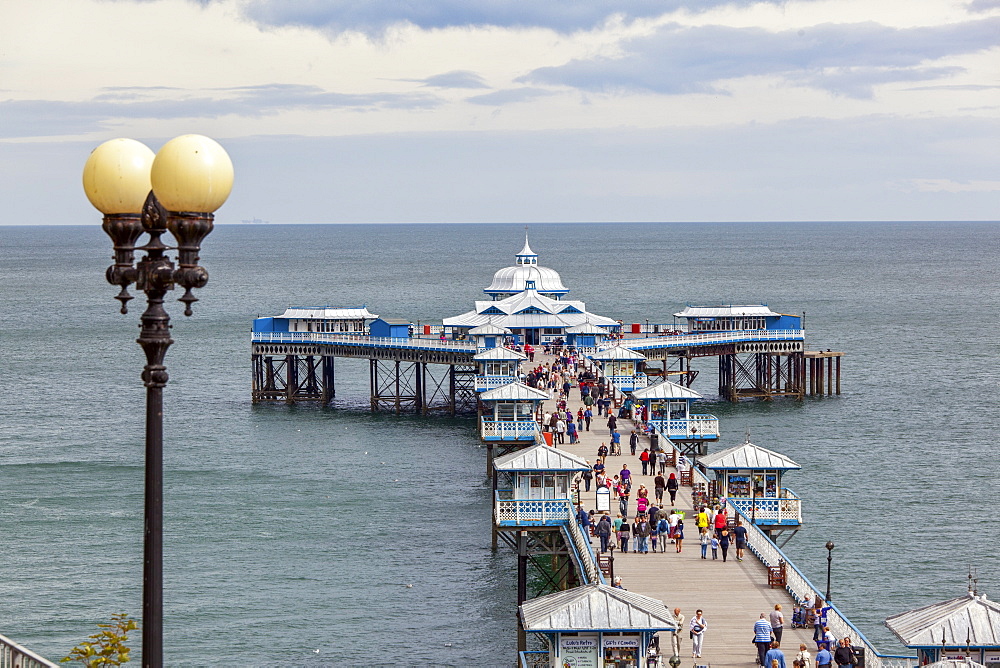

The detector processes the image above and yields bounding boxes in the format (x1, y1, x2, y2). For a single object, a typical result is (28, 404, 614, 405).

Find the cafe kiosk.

(885, 589, 1000, 667)
(697, 437, 802, 537)
(519, 583, 677, 668)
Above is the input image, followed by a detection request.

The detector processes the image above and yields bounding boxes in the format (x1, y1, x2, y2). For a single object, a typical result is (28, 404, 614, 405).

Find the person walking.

(629, 430, 639, 455)
(619, 483, 630, 516)
(576, 504, 592, 543)
(666, 473, 679, 505)
(610, 429, 621, 454)
(770, 604, 785, 644)
(567, 418, 578, 444)
(618, 517, 631, 552)
(754, 613, 774, 666)
(699, 527, 710, 559)
(710, 533, 719, 559)
(719, 528, 731, 562)
(671, 608, 685, 658)
(689, 610, 706, 658)
(815, 643, 833, 668)
(639, 448, 651, 475)
(793, 644, 811, 668)
(764, 641, 787, 668)
(634, 514, 650, 553)
(607, 413, 617, 436)
(656, 449, 667, 474)
(596, 514, 612, 553)
(734, 520, 749, 562)
(654, 473, 665, 504)
(555, 417, 566, 444)
(582, 464, 593, 492)
(583, 407, 593, 431)
(674, 519, 684, 553)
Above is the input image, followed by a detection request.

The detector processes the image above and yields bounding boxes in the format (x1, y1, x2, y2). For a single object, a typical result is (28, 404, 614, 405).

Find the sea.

(1, 222, 998, 666)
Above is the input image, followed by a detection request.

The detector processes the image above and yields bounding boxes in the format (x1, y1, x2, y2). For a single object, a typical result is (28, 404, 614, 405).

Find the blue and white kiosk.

(473, 346, 527, 392)
(698, 438, 802, 536)
(565, 322, 610, 351)
(631, 380, 720, 455)
(469, 322, 512, 351)
(588, 346, 648, 393)
(519, 584, 677, 668)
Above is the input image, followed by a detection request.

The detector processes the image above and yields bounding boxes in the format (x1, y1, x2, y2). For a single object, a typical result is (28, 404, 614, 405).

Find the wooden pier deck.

(544, 369, 814, 665)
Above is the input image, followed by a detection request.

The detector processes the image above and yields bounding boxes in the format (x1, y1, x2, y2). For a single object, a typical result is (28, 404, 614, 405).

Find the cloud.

(968, 0, 1000, 12)
(522, 18, 1000, 97)
(0, 84, 441, 139)
(238, 0, 780, 34)
(467, 87, 555, 106)
(413, 70, 490, 89)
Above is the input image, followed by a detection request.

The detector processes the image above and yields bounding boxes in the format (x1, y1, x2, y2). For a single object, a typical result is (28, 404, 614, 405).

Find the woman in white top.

(689, 609, 707, 658)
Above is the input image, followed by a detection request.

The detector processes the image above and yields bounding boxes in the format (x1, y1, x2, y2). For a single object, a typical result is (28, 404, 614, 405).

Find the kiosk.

(886, 589, 1000, 667)
(519, 583, 677, 668)
(589, 347, 648, 393)
(473, 345, 527, 392)
(698, 438, 802, 532)
(630, 381, 719, 455)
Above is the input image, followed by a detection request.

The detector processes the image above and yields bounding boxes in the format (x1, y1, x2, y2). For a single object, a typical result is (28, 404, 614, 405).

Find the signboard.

(983, 651, 1000, 662)
(560, 636, 598, 668)
(602, 636, 640, 649)
(596, 487, 611, 512)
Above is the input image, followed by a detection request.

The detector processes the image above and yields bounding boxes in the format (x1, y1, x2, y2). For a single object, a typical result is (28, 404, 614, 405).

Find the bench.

(768, 560, 787, 588)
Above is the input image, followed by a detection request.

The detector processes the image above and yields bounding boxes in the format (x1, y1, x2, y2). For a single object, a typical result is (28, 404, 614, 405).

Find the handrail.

(603, 329, 805, 351)
(649, 426, 914, 668)
(251, 331, 477, 352)
(519, 650, 549, 668)
(0, 633, 59, 668)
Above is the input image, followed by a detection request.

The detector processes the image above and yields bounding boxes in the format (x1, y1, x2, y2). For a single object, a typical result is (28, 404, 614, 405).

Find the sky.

(1, 0, 999, 224)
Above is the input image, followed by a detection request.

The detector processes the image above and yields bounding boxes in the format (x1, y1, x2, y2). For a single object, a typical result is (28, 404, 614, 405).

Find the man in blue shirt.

(763, 641, 787, 668)
(815, 645, 833, 668)
(753, 613, 773, 666)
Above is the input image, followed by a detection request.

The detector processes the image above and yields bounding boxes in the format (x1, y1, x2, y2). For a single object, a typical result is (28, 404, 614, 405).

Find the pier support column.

(516, 532, 528, 654)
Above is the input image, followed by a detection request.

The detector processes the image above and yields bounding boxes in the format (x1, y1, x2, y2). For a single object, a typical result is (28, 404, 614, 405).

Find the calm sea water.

(1, 222, 998, 665)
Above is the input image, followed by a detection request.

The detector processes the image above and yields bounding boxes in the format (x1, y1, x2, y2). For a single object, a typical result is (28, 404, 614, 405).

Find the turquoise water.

(1, 222, 998, 665)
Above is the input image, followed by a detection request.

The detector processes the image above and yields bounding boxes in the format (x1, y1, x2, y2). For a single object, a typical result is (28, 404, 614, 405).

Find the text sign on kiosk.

(596, 486, 611, 512)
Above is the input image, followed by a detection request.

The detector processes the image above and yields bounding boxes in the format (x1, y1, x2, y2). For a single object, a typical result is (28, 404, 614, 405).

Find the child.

(710, 533, 720, 560)
(699, 527, 710, 559)
(674, 519, 684, 553)
(650, 517, 659, 553)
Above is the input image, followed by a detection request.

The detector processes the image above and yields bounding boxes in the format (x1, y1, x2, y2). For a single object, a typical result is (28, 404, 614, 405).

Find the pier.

(502, 349, 909, 668)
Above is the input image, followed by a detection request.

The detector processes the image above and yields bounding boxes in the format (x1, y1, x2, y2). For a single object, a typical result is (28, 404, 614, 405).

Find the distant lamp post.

(83, 135, 233, 668)
(825, 541, 835, 603)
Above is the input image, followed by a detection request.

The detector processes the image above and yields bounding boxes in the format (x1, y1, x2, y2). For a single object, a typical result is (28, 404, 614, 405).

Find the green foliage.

(61, 613, 137, 667)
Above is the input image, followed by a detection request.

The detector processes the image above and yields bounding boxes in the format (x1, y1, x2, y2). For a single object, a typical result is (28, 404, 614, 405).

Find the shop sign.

(984, 651, 1000, 662)
(603, 636, 640, 649)
(560, 636, 598, 668)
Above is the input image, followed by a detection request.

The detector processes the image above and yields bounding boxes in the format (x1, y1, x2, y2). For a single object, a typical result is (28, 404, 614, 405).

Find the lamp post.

(825, 541, 835, 603)
(83, 135, 233, 668)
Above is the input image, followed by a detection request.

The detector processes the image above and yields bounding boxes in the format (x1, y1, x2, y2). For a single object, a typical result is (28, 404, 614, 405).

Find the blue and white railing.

(608, 329, 805, 351)
(494, 493, 602, 585)
(251, 331, 476, 352)
(475, 375, 523, 391)
(728, 489, 802, 525)
(647, 414, 720, 439)
(481, 419, 540, 441)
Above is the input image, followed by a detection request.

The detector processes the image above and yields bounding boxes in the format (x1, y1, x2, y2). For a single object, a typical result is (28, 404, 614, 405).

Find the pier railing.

(647, 415, 720, 439)
(494, 494, 603, 585)
(475, 375, 523, 391)
(728, 489, 802, 524)
(481, 419, 539, 441)
(651, 427, 915, 668)
(0, 633, 58, 668)
(604, 329, 805, 351)
(251, 332, 476, 352)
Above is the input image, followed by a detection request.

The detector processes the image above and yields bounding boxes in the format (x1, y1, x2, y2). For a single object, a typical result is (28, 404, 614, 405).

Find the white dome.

(484, 235, 569, 298)
(485, 264, 568, 296)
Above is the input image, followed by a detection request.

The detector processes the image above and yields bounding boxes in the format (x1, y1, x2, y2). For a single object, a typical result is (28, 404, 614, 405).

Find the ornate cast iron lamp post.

(83, 135, 233, 668)
(825, 540, 835, 603)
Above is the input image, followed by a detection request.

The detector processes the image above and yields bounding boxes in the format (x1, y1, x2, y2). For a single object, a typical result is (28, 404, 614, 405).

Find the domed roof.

(485, 235, 568, 297)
